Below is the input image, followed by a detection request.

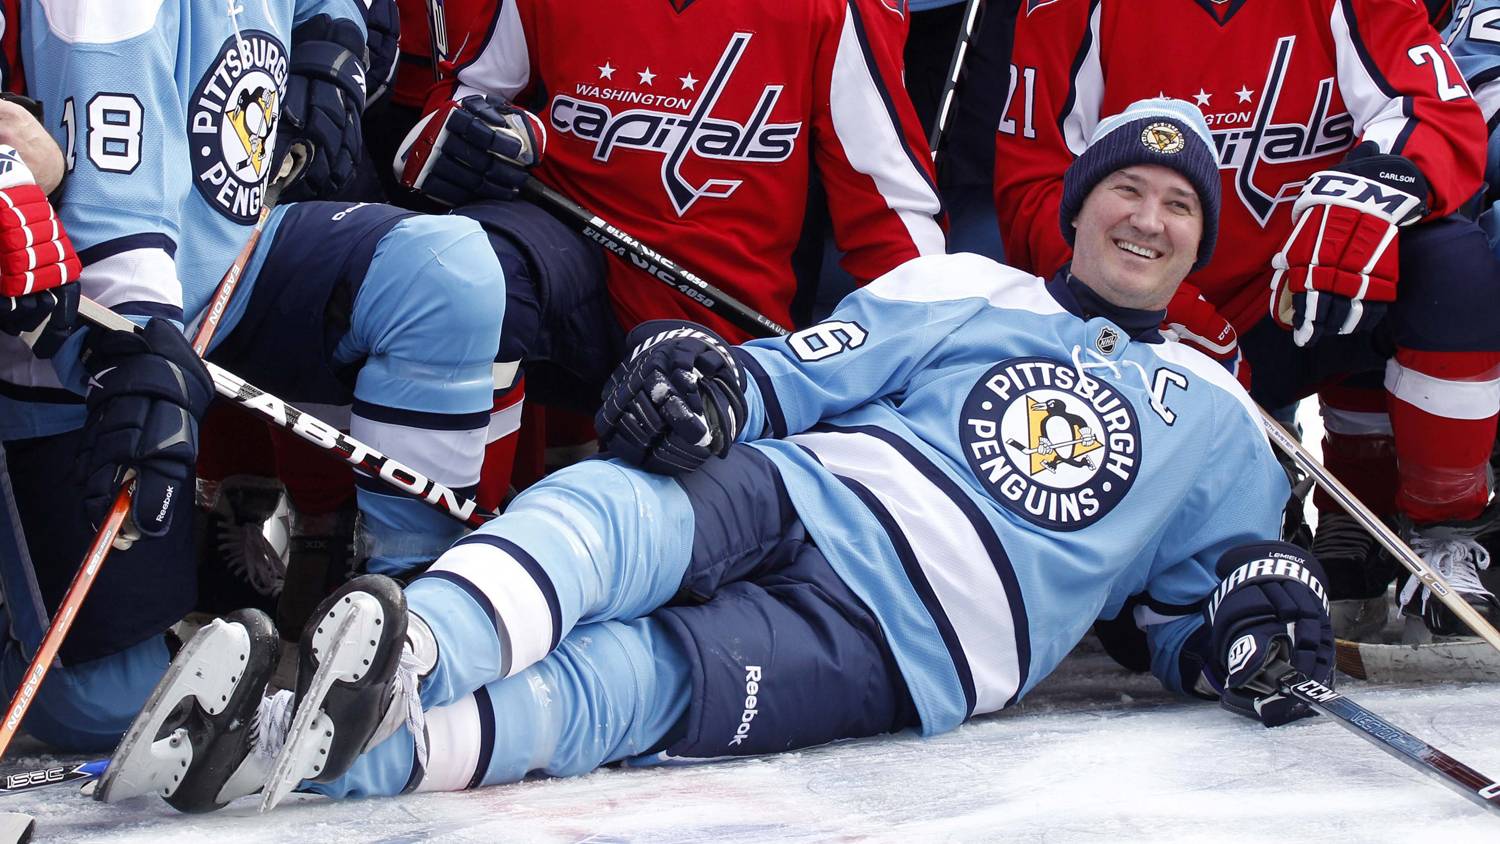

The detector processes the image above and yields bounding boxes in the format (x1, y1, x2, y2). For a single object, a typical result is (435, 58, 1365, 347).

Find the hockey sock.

(1314, 385, 1396, 518)
(475, 374, 525, 513)
(1385, 348, 1500, 523)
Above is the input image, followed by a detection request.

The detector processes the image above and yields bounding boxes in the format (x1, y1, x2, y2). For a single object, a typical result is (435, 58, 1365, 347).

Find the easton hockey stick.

(0, 147, 311, 763)
(531, 183, 1500, 653)
(77, 298, 489, 530)
(928, 0, 987, 163)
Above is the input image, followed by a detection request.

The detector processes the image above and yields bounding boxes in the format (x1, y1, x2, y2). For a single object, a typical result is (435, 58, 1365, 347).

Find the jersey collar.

(1047, 268, 1166, 343)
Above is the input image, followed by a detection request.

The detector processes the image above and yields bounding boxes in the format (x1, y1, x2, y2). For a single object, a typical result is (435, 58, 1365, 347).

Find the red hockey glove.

(1269, 153, 1427, 348)
(0, 145, 82, 358)
(396, 95, 546, 207)
(1162, 283, 1250, 390)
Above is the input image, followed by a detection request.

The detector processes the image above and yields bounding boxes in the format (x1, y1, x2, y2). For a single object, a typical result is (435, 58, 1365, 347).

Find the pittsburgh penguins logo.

(189, 33, 289, 223)
(1141, 122, 1185, 155)
(960, 357, 1141, 530)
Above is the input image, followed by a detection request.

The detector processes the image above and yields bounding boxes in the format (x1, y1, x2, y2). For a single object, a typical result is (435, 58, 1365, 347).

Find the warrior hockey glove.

(77, 319, 214, 539)
(0, 145, 82, 358)
(1204, 542, 1334, 727)
(397, 94, 546, 207)
(1161, 283, 1250, 390)
(596, 320, 747, 476)
(278, 15, 368, 201)
(1270, 152, 1428, 347)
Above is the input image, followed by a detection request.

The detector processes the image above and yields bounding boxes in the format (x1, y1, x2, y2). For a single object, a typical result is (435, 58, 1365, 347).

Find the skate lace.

(397, 646, 430, 773)
(217, 520, 287, 597)
(1070, 345, 1169, 420)
(1399, 535, 1493, 610)
(252, 689, 296, 763)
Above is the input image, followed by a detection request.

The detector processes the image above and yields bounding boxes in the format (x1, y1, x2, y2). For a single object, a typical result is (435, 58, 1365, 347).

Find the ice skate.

(96, 610, 285, 812)
(1313, 513, 1396, 641)
(260, 574, 434, 812)
(1398, 508, 1500, 643)
(196, 475, 291, 617)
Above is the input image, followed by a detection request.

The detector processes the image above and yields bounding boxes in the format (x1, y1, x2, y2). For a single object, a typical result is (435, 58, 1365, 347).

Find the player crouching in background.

(97, 99, 1335, 814)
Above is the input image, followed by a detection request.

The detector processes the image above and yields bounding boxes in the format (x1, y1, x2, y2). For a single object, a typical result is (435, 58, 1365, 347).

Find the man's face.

(1069, 164, 1203, 311)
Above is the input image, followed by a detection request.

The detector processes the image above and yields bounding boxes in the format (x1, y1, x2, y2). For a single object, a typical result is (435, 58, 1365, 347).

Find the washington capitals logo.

(549, 32, 803, 215)
(960, 357, 1141, 530)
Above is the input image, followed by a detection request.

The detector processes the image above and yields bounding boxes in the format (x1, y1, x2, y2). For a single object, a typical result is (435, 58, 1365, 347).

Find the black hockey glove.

(1, 284, 77, 359)
(398, 94, 545, 207)
(361, 0, 401, 106)
(277, 15, 368, 201)
(1204, 541, 1335, 727)
(77, 319, 214, 538)
(596, 320, 747, 476)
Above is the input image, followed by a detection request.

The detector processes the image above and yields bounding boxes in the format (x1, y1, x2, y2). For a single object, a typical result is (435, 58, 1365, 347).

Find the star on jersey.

(1236, 85, 1254, 102)
(599, 62, 616, 80)
(1193, 89, 1211, 107)
(680, 73, 698, 90)
(639, 67, 657, 85)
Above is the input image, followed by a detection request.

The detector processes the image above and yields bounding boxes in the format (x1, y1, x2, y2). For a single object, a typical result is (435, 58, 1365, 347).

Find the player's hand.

(397, 94, 546, 207)
(1161, 283, 1250, 390)
(362, 0, 401, 106)
(277, 14, 368, 201)
(1270, 152, 1427, 347)
(77, 319, 214, 538)
(596, 320, 747, 475)
(1204, 542, 1334, 727)
(0, 145, 82, 358)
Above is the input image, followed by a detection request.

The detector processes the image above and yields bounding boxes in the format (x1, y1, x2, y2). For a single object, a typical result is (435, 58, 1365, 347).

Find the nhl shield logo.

(1095, 327, 1119, 355)
(188, 33, 289, 224)
(960, 357, 1141, 530)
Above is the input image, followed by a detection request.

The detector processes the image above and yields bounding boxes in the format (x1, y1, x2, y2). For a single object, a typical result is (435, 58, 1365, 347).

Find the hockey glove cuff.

(0, 145, 82, 357)
(1270, 152, 1428, 348)
(397, 95, 546, 207)
(361, 0, 401, 106)
(1204, 541, 1335, 727)
(1161, 283, 1250, 390)
(77, 319, 214, 538)
(278, 15, 368, 201)
(596, 320, 747, 475)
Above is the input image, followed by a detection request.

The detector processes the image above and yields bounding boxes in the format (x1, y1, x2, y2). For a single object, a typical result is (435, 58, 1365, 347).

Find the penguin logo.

(188, 32, 290, 223)
(1141, 122, 1185, 155)
(225, 85, 279, 180)
(959, 357, 1142, 530)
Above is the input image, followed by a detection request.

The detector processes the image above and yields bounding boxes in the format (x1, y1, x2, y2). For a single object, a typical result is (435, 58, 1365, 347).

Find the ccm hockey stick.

(533, 183, 1500, 654)
(1259, 413, 1500, 653)
(77, 298, 489, 530)
(0, 146, 309, 763)
(929, 0, 987, 163)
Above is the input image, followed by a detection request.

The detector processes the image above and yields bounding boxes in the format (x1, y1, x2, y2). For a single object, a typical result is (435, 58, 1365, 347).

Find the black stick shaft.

(929, 0, 987, 160)
(1279, 672, 1500, 816)
(520, 177, 789, 339)
(0, 760, 105, 797)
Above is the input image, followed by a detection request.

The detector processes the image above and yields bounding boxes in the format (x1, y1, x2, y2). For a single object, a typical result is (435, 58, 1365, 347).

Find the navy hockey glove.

(361, 0, 400, 106)
(1204, 541, 1335, 727)
(397, 94, 545, 207)
(596, 320, 747, 475)
(77, 319, 214, 539)
(277, 15, 368, 201)
(1270, 150, 1428, 347)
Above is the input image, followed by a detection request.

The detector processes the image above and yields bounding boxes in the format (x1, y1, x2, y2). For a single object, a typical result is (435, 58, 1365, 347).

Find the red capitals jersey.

(0, 0, 21, 94)
(437, 0, 944, 341)
(996, 0, 1486, 332)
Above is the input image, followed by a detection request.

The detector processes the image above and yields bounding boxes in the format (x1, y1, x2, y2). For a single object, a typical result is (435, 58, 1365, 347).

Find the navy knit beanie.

(1059, 98, 1221, 270)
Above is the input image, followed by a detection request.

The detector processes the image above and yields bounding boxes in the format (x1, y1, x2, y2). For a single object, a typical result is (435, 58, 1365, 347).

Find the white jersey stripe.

(828, 5, 944, 256)
(1061, 2, 1104, 157)
(350, 415, 487, 488)
(787, 427, 1022, 716)
(1330, 1, 1410, 153)
(423, 541, 556, 679)
(416, 693, 484, 793)
(455, 0, 531, 102)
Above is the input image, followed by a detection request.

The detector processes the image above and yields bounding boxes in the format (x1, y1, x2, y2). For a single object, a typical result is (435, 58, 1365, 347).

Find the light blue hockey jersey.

(735, 253, 1288, 735)
(0, 0, 363, 439)
(1443, 0, 1500, 190)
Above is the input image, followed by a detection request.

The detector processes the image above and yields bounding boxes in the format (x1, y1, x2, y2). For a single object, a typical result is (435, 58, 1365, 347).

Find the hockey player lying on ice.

(97, 99, 1337, 814)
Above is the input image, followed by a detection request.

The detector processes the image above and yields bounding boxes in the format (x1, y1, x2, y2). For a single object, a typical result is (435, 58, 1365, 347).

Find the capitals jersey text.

(996, 0, 1486, 332)
(734, 253, 1288, 731)
(431, 0, 944, 341)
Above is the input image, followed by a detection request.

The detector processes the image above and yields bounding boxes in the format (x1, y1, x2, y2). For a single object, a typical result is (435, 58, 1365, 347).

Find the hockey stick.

(518, 178, 790, 339)
(77, 297, 489, 529)
(1265, 663, 1500, 816)
(928, 0, 987, 163)
(425, 0, 449, 83)
(0, 147, 310, 763)
(1259, 412, 1500, 653)
(0, 760, 105, 798)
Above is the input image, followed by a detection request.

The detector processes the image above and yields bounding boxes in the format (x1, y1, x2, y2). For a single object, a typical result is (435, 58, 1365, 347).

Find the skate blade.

(260, 593, 387, 812)
(97, 619, 253, 803)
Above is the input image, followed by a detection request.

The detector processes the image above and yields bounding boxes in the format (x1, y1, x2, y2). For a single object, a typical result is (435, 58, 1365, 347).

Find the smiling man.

(99, 99, 1332, 815)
